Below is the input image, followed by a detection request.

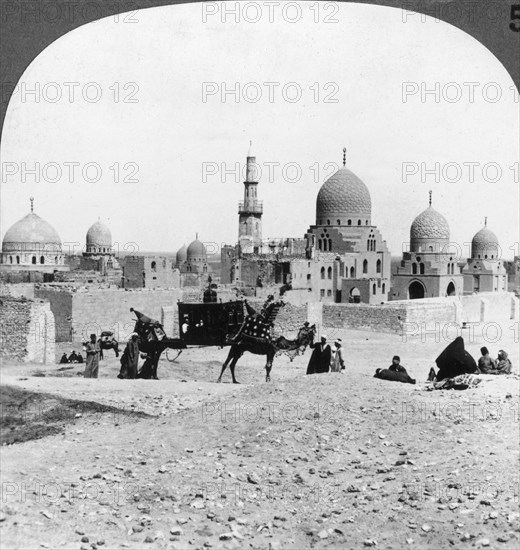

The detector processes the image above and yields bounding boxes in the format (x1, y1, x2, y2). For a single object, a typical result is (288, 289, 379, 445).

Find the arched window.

(420, 263, 425, 275)
(348, 220, 352, 226)
(16, 256, 20, 264)
(350, 266, 355, 278)
(363, 259, 368, 274)
(372, 283, 376, 295)
(358, 220, 361, 226)
(367, 240, 370, 251)
(151, 261, 156, 272)
(366, 220, 369, 225)
(32, 256, 36, 264)
(320, 267, 325, 279)
(412, 263, 417, 275)
(327, 219, 330, 225)
(447, 264, 450, 275)
(9, 256, 13, 264)
(428, 246, 433, 252)
(318, 239, 322, 250)
(328, 239, 332, 251)
(376, 259, 381, 273)
(327, 266, 332, 279)
(337, 219, 341, 226)
(55, 257, 58, 264)
(382, 283, 386, 294)
(322, 240, 327, 252)
(40, 256, 45, 264)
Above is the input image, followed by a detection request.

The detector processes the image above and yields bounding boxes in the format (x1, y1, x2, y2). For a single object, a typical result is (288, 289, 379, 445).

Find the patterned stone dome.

(316, 167, 371, 224)
(471, 226, 499, 258)
(187, 237, 206, 261)
(86, 220, 112, 247)
(2, 212, 61, 251)
(176, 244, 187, 265)
(410, 207, 450, 241)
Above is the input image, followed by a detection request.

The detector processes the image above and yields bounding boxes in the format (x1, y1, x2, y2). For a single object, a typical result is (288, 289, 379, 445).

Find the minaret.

(238, 141, 263, 254)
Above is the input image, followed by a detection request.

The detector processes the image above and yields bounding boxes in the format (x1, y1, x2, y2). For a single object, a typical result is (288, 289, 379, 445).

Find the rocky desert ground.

(1, 323, 519, 550)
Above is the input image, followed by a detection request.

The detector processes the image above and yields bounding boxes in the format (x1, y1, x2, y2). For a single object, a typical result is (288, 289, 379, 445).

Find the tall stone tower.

(238, 142, 263, 254)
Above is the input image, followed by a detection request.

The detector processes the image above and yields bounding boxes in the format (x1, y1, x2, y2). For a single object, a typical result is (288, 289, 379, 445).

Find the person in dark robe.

(119, 333, 140, 379)
(434, 336, 477, 381)
(374, 368, 416, 384)
(59, 353, 69, 364)
(68, 351, 78, 363)
(76, 353, 84, 364)
(389, 355, 407, 373)
(477, 346, 496, 374)
(306, 336, 332, 374)
(84, 334, 100, 378)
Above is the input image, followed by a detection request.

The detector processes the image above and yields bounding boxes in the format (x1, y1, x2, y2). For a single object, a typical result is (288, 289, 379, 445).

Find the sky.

(1, 2, 518, 260)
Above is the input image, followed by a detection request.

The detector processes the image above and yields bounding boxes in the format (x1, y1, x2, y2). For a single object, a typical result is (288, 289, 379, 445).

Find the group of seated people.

(373, 341, 513, 386)
(476, 347, 512, 375)
(59, 351, 84, 364)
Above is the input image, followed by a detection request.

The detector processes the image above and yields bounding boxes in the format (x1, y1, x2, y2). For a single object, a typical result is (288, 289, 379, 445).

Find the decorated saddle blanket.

(241, 315, 273, 342)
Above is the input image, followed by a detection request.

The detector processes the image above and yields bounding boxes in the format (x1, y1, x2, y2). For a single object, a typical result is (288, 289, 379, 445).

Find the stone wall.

(70, 288, 184, 342)
(0, 283, 35, 299)
(323, 303, 407, 333)
(0, 297, 55, 363)
(34, 288, 73, 342)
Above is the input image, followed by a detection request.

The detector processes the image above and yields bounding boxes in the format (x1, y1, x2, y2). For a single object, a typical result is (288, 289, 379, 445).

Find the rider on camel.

(231, 295, 278, 343)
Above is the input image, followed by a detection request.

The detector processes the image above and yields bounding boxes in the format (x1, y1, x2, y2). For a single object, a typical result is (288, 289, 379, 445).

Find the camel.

(98, 333, 119, 360)
(217, 323, 316, 384)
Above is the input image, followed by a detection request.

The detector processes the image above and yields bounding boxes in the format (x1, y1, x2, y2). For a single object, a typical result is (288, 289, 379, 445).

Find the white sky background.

(1, 2, 518, 259)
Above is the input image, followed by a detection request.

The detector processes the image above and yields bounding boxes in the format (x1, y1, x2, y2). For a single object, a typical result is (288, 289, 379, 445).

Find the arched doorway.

(446, 282, 456, 296)
(408, 281, 425, 300)
(349, 287, 361, 303)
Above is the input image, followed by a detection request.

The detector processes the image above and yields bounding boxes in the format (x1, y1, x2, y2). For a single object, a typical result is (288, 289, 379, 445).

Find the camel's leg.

(217, 347, 235, 383)
(229, 354, 241, 384)
(115, 344, 119, 358)
(265, 351, 275, 382)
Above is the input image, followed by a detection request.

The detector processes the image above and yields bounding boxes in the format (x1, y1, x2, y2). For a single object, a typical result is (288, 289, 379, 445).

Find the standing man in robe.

(330, 339, 345, 373)
(84, 334, 101, 378)
(306, 335, 332, 374)
(125, 333, 140, 379)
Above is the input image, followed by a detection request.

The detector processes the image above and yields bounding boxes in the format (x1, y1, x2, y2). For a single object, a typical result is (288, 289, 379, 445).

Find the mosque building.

(391, 192, 464, 299)
(78, 218, 121, 276)
(0, 198, 68, 282)
(462, 219, 507, 294)
(223, 147, 391, 304)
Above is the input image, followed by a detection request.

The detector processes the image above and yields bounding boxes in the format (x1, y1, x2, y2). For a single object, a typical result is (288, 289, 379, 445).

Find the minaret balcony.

(238, 201, 263, 214)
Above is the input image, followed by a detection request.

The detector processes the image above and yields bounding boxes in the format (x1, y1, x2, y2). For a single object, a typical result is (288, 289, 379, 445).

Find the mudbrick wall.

(70, 289, 184, 342)
(0, 297, 55, 363)
(323, 303, 407, 334)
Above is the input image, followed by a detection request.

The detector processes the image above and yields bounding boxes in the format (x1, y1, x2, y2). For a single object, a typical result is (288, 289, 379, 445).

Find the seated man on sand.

(374, 357, 416, 384)
(389, 355, 408, 373)
(494, 350, 512, 375)
(477, 346, 496, 374)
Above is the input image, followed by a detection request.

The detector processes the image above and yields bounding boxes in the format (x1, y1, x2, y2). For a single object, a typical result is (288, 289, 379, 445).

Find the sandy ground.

(1, 323, 519, 550)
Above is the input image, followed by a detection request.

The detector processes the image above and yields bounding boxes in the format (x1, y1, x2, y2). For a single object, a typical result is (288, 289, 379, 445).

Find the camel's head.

(298, 323, 316, 345)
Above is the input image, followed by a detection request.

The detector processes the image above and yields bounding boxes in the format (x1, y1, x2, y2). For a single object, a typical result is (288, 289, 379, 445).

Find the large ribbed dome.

(410, 207, 450, 240)
(187, 238, 206, 260)
(86, 220, 112, 247)
(471, 226, 499, 258)
(176, 244, 187, 265)
(316, 167, 371, 224)
(2, 212, 61, 251)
